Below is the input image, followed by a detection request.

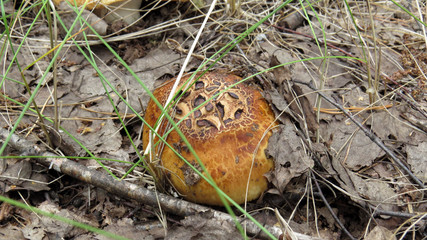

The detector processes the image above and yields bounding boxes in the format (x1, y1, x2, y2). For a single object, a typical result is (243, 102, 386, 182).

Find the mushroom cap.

(143, 71, 276, 206)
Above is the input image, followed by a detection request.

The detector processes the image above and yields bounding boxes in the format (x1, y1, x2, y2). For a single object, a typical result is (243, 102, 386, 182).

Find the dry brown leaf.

(167, 211, 243, 240)
(22, 201, 98, 239)
(365, 226, 396, 240)
(0, 225, 24, 240)
(57, 1, 108, 39)
(265, 119, 314, 193)
(0, 159, 50, 192)
(320, 120, 383, 170)
(322, 153, 401, 212)
(407, 141, 427, 182)
(97, 218, 160, 240)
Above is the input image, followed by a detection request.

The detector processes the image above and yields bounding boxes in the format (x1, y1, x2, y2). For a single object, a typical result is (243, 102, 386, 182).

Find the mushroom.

(53, 0, 142, 24)
(143, 71, 276, 206)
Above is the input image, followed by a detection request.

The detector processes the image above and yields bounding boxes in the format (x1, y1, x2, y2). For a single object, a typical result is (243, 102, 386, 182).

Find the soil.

(0, 1, 426, 240)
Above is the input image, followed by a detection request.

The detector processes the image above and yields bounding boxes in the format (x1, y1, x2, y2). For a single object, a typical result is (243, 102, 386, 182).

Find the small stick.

(370, 207, 427, 220)
(312, 172, 357, 240)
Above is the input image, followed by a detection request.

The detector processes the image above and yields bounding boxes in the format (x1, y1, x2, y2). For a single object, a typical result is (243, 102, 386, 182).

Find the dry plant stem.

(0, 128, 321, 240)
(295, 80, 425, 189)
(142, 0, 218, 157)
(18, 74, 53, 148)
(312, 172, 356, 240)
(46, 2, 60, 131)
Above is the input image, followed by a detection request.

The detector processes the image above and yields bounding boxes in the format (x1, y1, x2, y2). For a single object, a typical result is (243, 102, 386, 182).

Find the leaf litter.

(0, 1, 426, 239)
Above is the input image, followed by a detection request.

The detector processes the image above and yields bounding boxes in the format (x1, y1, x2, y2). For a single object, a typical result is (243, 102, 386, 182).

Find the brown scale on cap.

(143, 71, 276, 206)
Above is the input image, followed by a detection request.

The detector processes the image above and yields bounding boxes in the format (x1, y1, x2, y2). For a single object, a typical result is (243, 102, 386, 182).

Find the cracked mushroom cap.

(143, 71, 276, 206)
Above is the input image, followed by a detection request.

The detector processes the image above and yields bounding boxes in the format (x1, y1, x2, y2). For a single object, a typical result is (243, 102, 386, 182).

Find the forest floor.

(0, 1, 426, 239)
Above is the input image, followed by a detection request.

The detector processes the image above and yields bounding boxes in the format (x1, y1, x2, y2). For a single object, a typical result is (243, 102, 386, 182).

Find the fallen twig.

(0, 127, 320, 240)
(312, 172, 357, 240)
(314, 104, 393, 114)
(370, 207, 427, 220)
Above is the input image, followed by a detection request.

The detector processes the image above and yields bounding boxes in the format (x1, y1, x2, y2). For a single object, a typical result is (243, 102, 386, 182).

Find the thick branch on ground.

(0, 128, 320, 240)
